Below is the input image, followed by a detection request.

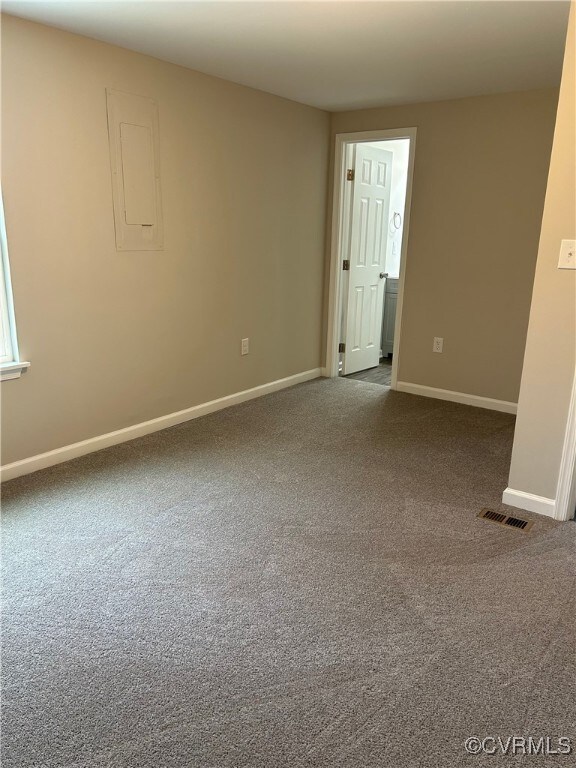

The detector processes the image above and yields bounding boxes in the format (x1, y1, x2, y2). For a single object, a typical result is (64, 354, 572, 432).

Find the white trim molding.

(554, 371, 576, 521)
(1, 368, 321, 482)
(0, 189, 27, 375)
(502, 488, 556, 519)
(502, 372, 576, 523)
(395, 381, 517, 414)
(1, 360, 30, 381)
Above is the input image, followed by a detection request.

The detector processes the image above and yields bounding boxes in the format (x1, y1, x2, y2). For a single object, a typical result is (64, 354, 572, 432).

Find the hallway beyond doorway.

(345, 357, 392, 386)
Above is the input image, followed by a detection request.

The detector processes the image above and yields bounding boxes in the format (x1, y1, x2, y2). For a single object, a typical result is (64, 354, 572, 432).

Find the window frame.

(0, 192, 29, 381)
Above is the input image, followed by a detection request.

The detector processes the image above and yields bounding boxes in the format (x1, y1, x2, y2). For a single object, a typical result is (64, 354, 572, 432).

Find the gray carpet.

(2, 378, 575, 768)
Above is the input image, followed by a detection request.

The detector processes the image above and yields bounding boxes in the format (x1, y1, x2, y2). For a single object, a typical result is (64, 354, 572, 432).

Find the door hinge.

(346, 169, 355, 181)
(342, 259, 350, 271)
(339, 342, 346, 353)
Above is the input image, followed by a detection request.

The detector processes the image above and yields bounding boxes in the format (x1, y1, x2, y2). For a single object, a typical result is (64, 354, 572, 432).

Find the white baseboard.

(1, 368, 322, 482)
(395, 381, 517, 414)
(502, 487, 556, 519)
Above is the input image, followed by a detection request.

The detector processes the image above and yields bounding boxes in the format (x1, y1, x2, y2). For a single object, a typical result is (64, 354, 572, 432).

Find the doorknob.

(379, 272, 389, 279)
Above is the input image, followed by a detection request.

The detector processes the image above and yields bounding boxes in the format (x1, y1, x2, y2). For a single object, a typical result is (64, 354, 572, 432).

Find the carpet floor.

(2, 378, 575, 768)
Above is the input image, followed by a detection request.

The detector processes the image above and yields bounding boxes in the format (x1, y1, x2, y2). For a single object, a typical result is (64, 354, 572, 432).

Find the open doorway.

(325, 129, 416, 388)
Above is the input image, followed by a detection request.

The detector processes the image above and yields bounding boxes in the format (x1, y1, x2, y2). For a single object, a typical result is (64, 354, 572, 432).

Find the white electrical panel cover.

(106, 89, 163, 251)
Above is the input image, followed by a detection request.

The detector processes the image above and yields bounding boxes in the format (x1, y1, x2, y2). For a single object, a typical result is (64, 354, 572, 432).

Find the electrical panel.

(106, 89, 163, 251)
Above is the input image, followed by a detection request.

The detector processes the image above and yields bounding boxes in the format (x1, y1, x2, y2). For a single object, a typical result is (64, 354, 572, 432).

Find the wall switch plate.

(241, 338, 249, 355)
(558, 239, 576, 269)
(433, 337, 443, 353)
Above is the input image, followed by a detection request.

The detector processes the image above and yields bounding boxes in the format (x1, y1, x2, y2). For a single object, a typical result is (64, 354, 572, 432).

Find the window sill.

(1, 361, 30, 381)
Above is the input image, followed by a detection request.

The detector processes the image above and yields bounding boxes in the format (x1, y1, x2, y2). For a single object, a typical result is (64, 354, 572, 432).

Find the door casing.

(325, 128, 417, 386)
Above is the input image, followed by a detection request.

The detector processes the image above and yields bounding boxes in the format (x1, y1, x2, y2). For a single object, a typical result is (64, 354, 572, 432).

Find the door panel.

(343, 144, 393, 375)
(352, 287, 364, 350)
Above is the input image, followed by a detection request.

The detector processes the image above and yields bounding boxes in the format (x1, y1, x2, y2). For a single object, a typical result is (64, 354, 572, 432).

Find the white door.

(343, 144, 393, 374)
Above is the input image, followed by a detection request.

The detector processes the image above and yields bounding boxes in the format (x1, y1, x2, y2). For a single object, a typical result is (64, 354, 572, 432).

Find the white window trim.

(0, 192, 29, 381)
(1, 360, 30, 381)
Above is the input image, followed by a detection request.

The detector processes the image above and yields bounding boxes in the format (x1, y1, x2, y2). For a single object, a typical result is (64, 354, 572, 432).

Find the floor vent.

(478, 508, 533, 532)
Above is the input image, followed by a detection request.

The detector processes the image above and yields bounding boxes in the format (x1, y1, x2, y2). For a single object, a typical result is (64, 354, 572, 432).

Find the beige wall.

(0, 15, 329, 465)
(508, 6, 576, 500)
(329, 88, 559, 402)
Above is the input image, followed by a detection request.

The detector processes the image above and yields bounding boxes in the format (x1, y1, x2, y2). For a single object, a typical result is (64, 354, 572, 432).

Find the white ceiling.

(2, 1, 571, 111)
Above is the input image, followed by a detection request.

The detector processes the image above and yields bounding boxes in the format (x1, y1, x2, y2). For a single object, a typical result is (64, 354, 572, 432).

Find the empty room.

(1, 2, 575, 766)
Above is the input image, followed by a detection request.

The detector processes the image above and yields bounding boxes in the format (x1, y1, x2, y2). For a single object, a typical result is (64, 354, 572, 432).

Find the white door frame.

(325, 128, 417, 386)
(555, 370, 576, 521)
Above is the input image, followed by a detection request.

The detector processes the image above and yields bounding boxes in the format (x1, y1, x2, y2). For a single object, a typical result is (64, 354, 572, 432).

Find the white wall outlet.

(558, 239, 576, 270)
(433, 337, 444, 353)
(241, 338, 249, 356)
